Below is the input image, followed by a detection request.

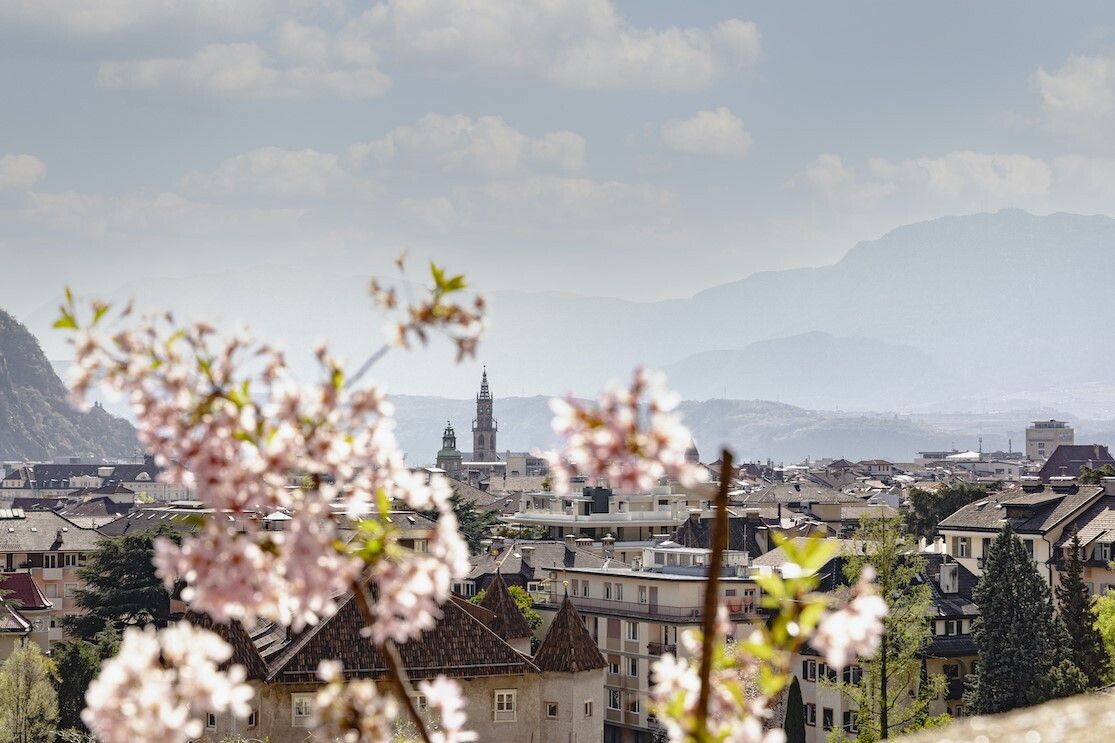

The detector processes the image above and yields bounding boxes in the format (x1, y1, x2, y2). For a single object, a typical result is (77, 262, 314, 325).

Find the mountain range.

(0, 311, 137, 461)
(18, 209, 1115, 417)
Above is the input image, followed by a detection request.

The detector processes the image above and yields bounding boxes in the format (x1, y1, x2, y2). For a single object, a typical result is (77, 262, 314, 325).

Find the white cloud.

(399, 196, 460, 228)
(1035, 54, 1115, 140)
(795, 151, 1051, 208)
(348, 113, 586, 176)
(181, 147, 365, 198)
(98, 41, 390, 99)
(362, 0, 760, 90)
(660, 107, 752, 158)
(0, 154, 46, 190)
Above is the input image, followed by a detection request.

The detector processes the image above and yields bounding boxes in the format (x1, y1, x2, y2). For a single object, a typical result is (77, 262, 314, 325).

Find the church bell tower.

(472, 367, 498, 462)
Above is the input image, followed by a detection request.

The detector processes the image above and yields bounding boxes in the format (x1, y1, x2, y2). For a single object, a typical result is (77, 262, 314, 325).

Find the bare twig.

(350, 577, 434, 743)
(345, 343, 391, 390)
(693, 449, 734, 742)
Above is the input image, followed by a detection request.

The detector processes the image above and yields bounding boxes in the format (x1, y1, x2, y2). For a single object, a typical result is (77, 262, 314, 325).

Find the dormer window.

(1100, 543, 1111, 562)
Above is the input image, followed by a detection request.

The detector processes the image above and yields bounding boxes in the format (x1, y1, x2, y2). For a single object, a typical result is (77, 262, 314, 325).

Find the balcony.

(543, 593, 754, 622)
(505, 509, 699, 526)
(647, 642, 677, 656)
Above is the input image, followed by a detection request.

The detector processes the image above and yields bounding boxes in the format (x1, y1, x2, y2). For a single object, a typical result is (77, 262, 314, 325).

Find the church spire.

(478, 365, 491, 400)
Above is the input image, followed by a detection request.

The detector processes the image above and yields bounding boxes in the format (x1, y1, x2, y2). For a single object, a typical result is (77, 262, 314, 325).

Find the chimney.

(564, 533, 576, 548)
(940, 561, 959, 594)
(520, 545, 534, 566)
(601, 534, 615, 558)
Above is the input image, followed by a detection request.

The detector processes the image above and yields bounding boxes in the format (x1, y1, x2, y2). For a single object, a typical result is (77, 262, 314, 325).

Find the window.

(527, 580, 544, 594)
(638, 586, 648, 604)
(1023, 539, 1034, 559)
(615, 583, 623, 601)
(802, 659, 817, 682)
(981, 538, 992, 558)
(627, 657, 638, 678)
(453, 581, 476, 597)
(842, 665, 862, 684)
(609, 655, 620, 675)
(63, 553, 78, 567)
(605, 583, 613, 600)
(546, 702, 559, 719)
(43, 554, 58, 569)
(822, 707, 834, 731)
(627, 697, 640, 714)
(584, 701, 593, 718)
(625, 621, 639, 642)
(291, 693, 314, 727)
(247, 710, 257, 728)
(608, 689, 621, 710)
(414, 695, 428, 710)
(582, 581, 590, 598)
(843, 710, 857, 734)
(44, 583, 58, 598)
(956, 537, 970, 558)
(804, 703, 816, 726)
(944, 663, 960, 680)
(494, 689, 517, 723)
(1101, 543, 1112, 562)
(64, 584, 76, 598)
(946, 620, 957, 636)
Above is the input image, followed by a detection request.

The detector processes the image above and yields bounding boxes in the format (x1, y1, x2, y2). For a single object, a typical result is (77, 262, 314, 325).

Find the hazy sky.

(4, 1, 1115, 302)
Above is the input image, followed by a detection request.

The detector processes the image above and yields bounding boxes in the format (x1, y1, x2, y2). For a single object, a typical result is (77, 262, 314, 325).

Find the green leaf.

(52, 312, 78, 330)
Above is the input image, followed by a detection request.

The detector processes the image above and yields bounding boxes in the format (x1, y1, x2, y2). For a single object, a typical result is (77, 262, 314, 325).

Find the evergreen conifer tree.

(1055, 534, 1110, 688)
(783, 676, 806, 743)
(968, 525, 1086, 714)
(63, 527, 176, 641)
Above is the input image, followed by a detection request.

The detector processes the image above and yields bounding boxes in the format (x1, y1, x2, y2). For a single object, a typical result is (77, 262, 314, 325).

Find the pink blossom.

(418, 676, 478, 743)
(82, 622, 253, 743)
(812, 568, 888, 669)
(543, 367, 708, 494)
(313, 660, 398, 742)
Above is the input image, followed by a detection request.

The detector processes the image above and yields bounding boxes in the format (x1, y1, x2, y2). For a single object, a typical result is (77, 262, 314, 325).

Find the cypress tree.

(968, 525, 1086, 714)
(783, 676, 805, 743)
(1055, 534, 1110, 687)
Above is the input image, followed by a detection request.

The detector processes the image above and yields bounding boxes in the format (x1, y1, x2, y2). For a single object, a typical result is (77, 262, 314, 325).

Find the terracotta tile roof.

(266, 588, 538, 683)
(533, 595, 606, 673)
(0, 571, 52, 610)
(478, 574, 532, 640)
(187, 611, 270, 680)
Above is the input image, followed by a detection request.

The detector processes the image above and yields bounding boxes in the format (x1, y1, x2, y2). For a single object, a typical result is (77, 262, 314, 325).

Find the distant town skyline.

(3, 2, 1115, 304)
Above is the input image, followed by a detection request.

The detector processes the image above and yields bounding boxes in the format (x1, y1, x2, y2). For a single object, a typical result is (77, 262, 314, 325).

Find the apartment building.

(937, 479, 1109, 583)
(780, 552, 978, 742)
(538, 543, 760, 743)
(0, 508, 101, 645)
(505, 485, 715, 542)
(1, 458, 191, 502)
(1025, 420, 1074, 461)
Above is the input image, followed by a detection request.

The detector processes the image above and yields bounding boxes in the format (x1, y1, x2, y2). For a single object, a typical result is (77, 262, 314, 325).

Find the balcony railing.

(647, 642, 677, 656)
(543, 593, 754, 621)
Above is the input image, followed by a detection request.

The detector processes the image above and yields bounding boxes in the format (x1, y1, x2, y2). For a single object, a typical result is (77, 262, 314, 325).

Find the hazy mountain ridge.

(17, 210, 1115, 415)
(0, 311, 137, 460)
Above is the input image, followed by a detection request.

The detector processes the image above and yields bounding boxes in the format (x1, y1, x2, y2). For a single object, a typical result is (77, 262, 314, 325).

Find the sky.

(3, 1, 1115, 303)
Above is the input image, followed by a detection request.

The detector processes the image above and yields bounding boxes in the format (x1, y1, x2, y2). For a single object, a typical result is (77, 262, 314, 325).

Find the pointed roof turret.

(478, 574, 532, 641)
(533, 595, 606, 673)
